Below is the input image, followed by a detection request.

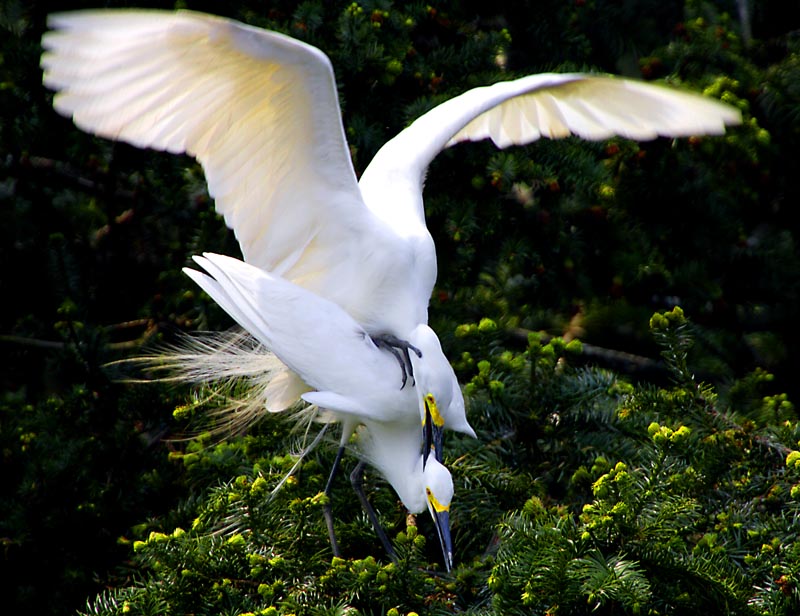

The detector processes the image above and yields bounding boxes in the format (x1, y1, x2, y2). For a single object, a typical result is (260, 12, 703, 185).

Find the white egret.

(41, 11, 740, 341)
(185, 252, 455, 568)
(41, 8, 742, 567)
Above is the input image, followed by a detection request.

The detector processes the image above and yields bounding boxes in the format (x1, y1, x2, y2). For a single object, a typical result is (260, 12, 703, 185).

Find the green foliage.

(3, 1, 800, 615)
(36, 306, 797, 616)
(476, 308, 800, 615)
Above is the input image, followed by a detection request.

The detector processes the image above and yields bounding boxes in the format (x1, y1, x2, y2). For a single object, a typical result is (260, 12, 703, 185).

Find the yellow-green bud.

(478, 317, 498, 332)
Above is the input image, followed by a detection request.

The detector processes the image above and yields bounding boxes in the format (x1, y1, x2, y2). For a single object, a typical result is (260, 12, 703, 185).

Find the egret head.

(423, 458, 454, 572)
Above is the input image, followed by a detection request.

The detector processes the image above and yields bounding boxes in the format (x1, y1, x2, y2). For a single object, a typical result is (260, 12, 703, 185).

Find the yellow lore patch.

(424, 393, 445, 427)
(426, 487, 450, 513)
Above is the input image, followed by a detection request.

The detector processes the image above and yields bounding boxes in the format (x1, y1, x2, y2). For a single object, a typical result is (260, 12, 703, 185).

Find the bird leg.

(322, 445, 346, 557)
(350, 460, 397, 563)
(371, 334, 422, 389)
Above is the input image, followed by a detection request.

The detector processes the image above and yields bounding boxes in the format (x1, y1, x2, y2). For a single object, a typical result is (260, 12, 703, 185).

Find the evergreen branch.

(508, 326, 667, 379)
(0, 320, 159, 352)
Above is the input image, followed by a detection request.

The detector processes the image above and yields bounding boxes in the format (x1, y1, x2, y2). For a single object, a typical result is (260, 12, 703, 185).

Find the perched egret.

(185, 252, 455, 568)
(41, 8, 741, 567)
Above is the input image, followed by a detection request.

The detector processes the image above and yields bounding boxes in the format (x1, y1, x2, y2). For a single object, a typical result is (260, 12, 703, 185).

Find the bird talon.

(372, 334, 422, 389)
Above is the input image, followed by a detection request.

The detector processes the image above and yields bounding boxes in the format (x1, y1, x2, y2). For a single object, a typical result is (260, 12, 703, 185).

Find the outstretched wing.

(42, 13, 742, 336)
(41, 9, 407, 328)
(359, 72, 742, 226)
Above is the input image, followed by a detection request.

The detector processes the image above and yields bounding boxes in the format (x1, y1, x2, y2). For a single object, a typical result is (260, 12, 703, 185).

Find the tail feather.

(113, 328, 309, 436)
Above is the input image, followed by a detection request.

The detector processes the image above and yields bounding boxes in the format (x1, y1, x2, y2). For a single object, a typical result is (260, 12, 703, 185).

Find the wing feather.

(43, 12, 741, 337)
(187, 253, 401, 401)
(42, 10, 408, 329)
(360, 73, 741, 225)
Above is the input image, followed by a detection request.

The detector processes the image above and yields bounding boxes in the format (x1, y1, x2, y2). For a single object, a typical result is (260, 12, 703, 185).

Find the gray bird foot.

(371, 334, 422, 389)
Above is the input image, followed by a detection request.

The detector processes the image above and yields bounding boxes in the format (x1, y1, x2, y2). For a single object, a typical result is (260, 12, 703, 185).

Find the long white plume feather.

(112, 329, 308, 436)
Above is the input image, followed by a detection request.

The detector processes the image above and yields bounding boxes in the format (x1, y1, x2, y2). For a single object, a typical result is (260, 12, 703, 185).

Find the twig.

(0, 321, 159, 352)
(507, 327, 667, 380)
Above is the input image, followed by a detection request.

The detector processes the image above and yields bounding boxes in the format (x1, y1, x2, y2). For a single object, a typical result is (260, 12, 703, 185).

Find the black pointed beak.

(423, 404, 434, 469)
(422, 394, 446, 468)
(431, 508, 453, 572)
(432, 424, 444, 464)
